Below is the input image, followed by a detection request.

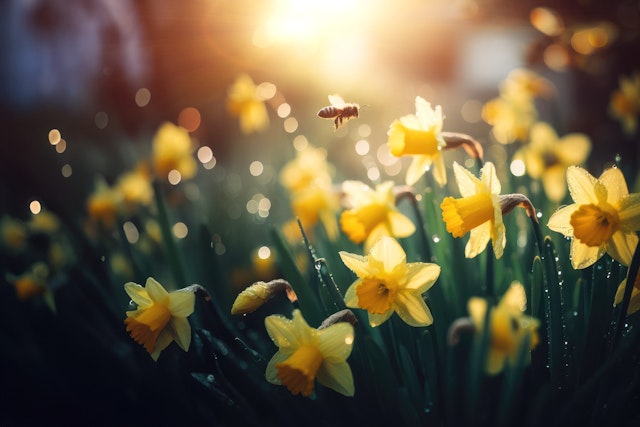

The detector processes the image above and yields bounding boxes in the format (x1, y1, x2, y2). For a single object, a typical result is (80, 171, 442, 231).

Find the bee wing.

(328, 94, 346, 108)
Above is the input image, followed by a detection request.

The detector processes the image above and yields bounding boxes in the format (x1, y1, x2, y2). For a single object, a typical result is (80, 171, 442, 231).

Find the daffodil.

(609, 72, 640, 134)
(340, 236, 440, 327)
(441, 162, 506, 259)
(547, 166, 640, 269)
(124, 277, 195, 361)
(387, 96, 446, 186)
(231, 279, 296, 315)
(28, 210, 60, 234)
(614, 271, 640, 315)
(86, 178, 122, 230)
(291, 184, 340, 239)
(227, 74, 270, 134)
(115, 163, 153, 214)
(279, 145, 334, 193)
(482, 69, 553, 145)
(152, 122, 197, 181)
(340, 180, 415, 251)
(468, 282, 540, 375)
(265, 309, 355, 397)
(8, 262, 56, 312)
(514, 122, 591, 202)
(1, 215, 27, 252)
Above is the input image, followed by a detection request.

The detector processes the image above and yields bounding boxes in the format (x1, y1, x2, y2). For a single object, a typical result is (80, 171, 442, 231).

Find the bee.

(317, 94, 360, 130)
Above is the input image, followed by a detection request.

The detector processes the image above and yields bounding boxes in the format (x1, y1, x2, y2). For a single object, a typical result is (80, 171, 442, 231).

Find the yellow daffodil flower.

(482, 69, 553, 145)
(29, 210, 60, 234)
(87, 179, 122, 230)
(152, 122, 197, 181)
(227, 74, 270, 134)
(340, 181, 415, 251)
(614, 272, 640, 315)
(1, 215, 28, 252)
(265, 309, 355, 397)
(8, 262, 56, 312)
(340, 236, 441, 327)
(115, 163, 153, 214)
(291, 184, 340, 239)
(468, 282, 539, 375)
(609, 72, 640, 134)
(514, 122, 591, 202)
(124, 277, 195, 361)
(279, 145, 334, 193)
(441, 162, 506, 259)
(547, 166, 640, 269)
(387, 96, 447, 186)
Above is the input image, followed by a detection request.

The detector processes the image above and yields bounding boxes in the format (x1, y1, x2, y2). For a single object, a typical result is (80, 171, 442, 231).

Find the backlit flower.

(441, 162, 506, 259)
(609, 72, 640, 134)
(9, 262, 49, 301)
(386, 96, 447, 186)
(340, 236, 441, 327)
(265, 309, 355, 397)
(227, 74, 270, 134)
(87, 179, 122, 230)
(279, 145, 334, 193)
(124, 277, 195, 361)
(1, 215, 27, 252)
(340, 181, 415, 251)
(152, 122, 197, 181)
(547, 166, 640, 269)
(514, 122, 591, 202)
(115, 163, 153, 214)
(468, 282, 540, 375)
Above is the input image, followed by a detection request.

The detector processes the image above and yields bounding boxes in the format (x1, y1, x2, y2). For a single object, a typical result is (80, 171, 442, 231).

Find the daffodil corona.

(340, 236, 441, 327)
(547, 166, 640, 269)
(441, 162, 506, 259)
(124, 277, 195, 361)
(265, 309, 354, 397)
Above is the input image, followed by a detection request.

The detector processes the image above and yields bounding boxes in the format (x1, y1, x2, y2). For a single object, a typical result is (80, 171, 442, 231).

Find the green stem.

(152, 179, 187, 286)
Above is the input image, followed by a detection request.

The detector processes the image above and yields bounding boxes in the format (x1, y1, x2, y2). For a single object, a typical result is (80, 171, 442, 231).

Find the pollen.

(570, 203, 619, 247)
(356, 278, 398, 314)
(441, 193, 494, 237)
(276, 345, 324, 397)
(124, 301, 171, 353)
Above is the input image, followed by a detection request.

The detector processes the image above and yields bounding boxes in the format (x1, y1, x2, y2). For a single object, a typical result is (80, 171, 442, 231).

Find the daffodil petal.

(317, 361, 355, 397)
(170, 317, 192, 352)
(343, 283, 360, 308)
(606, 230, 638, 266)
(168, 291, 195, 317)
(481, 162, 501, 195)
(432, 152, 447, 187)
(570, 239, 604, 269)
(339, 252, 370, 277)
(566, 166, 598, 204)
(556, 133, 591, 166)
(154, 329, 174, 356)
(394, 292, 433, 327)
(124, 282, 153, 308)
(599, 167, 628, 206)
(547, 204, 579, 237)
(453, 161, 480, 198)
(619, 193, 640, 228)
(370, 236, 406, 272)
(368, 311, 393, 327)
(406, 155, 431, 186)
(265, 315, 300, 349)
(403, 263, 440, 292)
(468, 297, 488, 328)
(614, 280, 640, 315)
(265, 351, 290, 385)
(486, 348, 507, 375)
(145, 277, 169, 302)
(317, 323, 354, 361)
(465, 222, 491, 258)
(491, 221, 507, 259)
(388, 211, 416, 239)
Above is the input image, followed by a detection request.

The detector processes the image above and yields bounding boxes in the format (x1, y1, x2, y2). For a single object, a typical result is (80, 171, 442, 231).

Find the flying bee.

(317, 94, 360, 130)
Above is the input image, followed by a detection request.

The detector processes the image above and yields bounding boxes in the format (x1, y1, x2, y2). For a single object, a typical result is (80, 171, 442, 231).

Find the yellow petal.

(453, 162, 480, 198)
(317, 323, 354, 361)
(556, 134, 591, 166)
(406, 155, 431, 186)
(468, 297, 488, 328)
(387, 211, 416, 239)
(542, 165, 568, 203)
(403, 263, 441, 292)
(339, 252, 370, 278)
(368, 311, 393, 327)
(265, 351, 290, 384)
(369, 236, 406, 272)
(171, 317, 192, 351)
(265, 314, 300, 349)
(145, 277, 169, 302)
(599, 167, 629, 207)
(481, 162, 501, 195)
(168, 290, 195, 317)
(619, 193, 640, 229)
(570, 239, 604, 269)
(486, 348, 507, 375)
(432, 153, 447, 187)
(124, 282, 152, 308)
(605, 230, 638, 267)
(547, 204, 579, 237)
(465, 222, 491, 258)
(566, 166, 598, 204)
(394, 292, 433, 327)
(316, 361, 355, 397)
(343, 283, 360, 308)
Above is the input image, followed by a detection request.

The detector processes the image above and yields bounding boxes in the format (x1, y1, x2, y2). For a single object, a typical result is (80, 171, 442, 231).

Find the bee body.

(317, 95, 360, 130)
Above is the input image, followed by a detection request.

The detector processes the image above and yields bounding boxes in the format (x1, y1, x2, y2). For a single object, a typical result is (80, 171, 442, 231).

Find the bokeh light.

(178, 107, 201, 132)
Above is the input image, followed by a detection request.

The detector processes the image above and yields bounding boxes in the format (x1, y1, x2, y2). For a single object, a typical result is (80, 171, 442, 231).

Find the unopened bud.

(231, 279, 297, 315)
